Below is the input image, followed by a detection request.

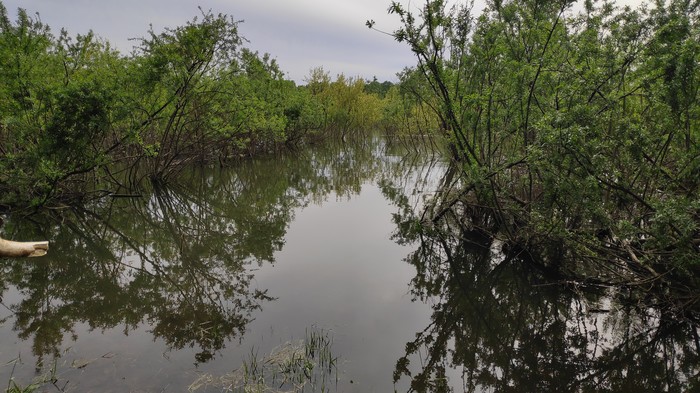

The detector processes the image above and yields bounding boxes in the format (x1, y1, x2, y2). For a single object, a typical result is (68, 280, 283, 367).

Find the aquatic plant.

(189, 328, 339, 393)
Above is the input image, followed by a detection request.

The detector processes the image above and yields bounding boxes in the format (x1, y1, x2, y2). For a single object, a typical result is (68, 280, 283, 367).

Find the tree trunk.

(0, 237, 49, 257)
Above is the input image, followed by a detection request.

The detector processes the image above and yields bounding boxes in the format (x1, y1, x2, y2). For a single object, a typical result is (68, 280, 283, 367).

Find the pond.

(1, 136, 698, 392)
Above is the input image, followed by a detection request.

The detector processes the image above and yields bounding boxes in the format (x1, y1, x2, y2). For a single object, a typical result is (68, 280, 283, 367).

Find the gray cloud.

(1, 0, 650, 83)
(2, 0, 416, 83)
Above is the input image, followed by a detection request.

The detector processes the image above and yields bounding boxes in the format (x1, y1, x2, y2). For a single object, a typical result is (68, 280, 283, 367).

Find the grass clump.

(4, 356, 59, 393)
(190, 328, 339, 393)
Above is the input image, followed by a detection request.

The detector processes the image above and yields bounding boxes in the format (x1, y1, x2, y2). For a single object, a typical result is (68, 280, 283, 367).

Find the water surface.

(1, 136, 699, 392)
(0, 138, 438, 392)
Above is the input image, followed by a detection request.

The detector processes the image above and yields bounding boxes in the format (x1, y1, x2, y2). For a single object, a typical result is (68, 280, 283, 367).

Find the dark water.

(1, 137, 699, 392)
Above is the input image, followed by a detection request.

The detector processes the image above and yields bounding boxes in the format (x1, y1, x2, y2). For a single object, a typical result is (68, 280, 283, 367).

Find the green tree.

(364, 76, 394, 98)
(128, 8, 243, 180)
(380, 0, 700, 289)
(0, 4, 126, 204)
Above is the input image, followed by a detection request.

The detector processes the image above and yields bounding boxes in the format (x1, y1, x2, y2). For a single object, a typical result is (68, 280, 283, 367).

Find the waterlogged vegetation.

(383, 173, 700, 391)
(189, 328, 338, 392)
(373, 0, 700, 318)
(373, 0, 700, 389)
(1, 0, 700, 391)
(0, 2, 397, 207)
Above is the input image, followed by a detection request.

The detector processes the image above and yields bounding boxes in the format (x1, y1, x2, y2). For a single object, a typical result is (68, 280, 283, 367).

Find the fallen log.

(0, 237, 49, 257)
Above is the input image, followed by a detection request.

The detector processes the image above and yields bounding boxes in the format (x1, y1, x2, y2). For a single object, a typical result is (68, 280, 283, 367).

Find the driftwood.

(0, 237, 49, 257)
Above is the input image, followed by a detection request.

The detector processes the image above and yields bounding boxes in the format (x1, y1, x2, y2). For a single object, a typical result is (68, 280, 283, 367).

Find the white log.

(0, 237, 49, 257)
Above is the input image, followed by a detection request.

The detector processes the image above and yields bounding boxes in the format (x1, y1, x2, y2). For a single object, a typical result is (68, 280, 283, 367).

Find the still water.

(0, 138, 439, 392)
(1, 137, 698, 392)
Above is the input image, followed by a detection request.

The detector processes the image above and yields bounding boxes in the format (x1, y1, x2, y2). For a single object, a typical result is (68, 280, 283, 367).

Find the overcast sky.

(2, 0, 645, 84)
(1, 0, 421, 83)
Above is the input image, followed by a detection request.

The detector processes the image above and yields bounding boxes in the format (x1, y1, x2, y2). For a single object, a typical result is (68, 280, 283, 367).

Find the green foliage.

(44, 81, 111, 161)
(0, 5, 129, 205)
(385, 0, 700, 285)
(0, 2, 395, 207)
(364, 76, 394, 98)
(302, 67, 388, 139)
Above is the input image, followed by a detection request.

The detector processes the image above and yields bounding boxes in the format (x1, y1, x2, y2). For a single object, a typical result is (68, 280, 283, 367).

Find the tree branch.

(0, 237, 49, 257)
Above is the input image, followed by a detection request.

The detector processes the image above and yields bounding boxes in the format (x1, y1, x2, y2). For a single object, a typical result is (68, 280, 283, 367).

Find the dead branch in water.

(0, 237, 49, 257)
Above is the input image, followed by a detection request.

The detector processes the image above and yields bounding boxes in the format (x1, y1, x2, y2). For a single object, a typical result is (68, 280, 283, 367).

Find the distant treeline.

(0, 3, 430, 208)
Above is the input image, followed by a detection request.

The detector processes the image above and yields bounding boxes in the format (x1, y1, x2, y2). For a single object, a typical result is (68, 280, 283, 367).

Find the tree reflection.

(0, 136, 399, 370)
(382, 171, 700, 393)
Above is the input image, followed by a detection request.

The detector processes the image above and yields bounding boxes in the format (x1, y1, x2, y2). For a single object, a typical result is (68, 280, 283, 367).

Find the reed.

(189, 327, 339, 392)
(4, 356, 58, 393)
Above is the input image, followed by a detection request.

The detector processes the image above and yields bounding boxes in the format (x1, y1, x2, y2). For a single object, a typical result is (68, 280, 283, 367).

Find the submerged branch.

(0, 237, 49, 257)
